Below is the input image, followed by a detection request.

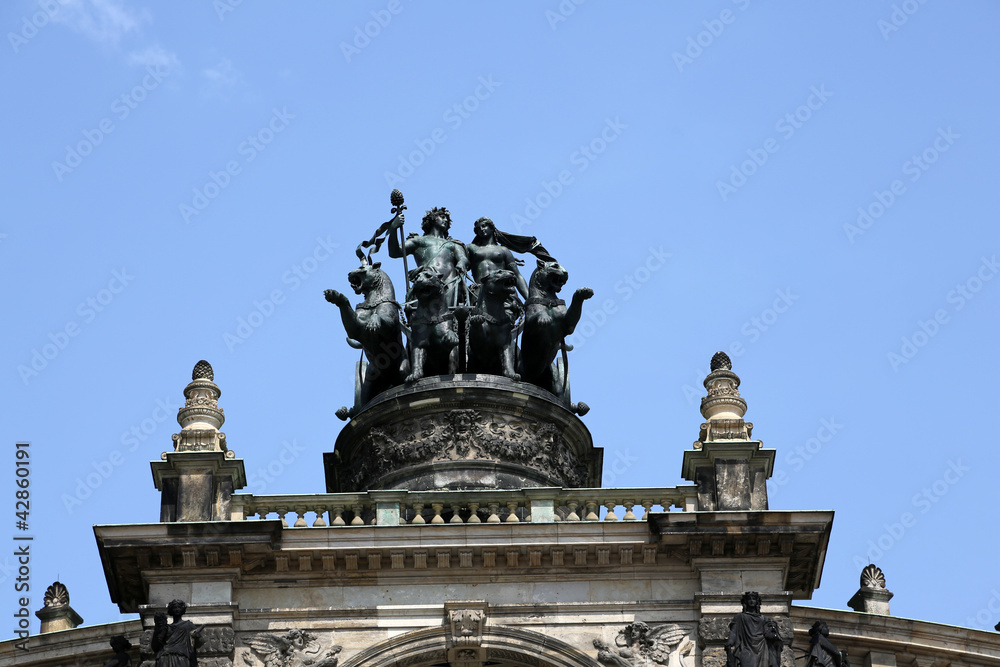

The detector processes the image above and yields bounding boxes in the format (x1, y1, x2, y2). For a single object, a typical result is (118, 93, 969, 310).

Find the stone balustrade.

(230, 486, 698, 527)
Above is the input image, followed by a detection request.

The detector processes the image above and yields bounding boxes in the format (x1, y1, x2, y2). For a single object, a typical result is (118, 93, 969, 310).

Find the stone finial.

(682, 353, 773, 511)
(860, 563, 886, 589)
(171, 360, 230, 454)
(36, 581, 83, 633)
(848, 563, 893, 615)
(43, 581, 69, 607)
(710, 351, 732, 372)
(697, 352, 752, 443)
(153, 362, 246, 522)
(192, 359, 214, 381)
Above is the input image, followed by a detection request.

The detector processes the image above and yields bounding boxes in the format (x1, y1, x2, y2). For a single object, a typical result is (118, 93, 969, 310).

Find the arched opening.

(339, 625, 601, 667)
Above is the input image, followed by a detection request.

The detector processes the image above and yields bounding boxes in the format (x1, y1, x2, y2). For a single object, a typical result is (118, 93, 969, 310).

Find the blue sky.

(2, 0, 998, 635)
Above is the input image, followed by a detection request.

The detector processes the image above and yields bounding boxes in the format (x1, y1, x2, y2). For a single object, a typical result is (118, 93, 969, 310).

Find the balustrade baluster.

(431, 503, 445, 524)
(450, 503, 464, 523)
(603, 500, 619, 521)
(622, 501, 637, 521)
(487, 502, 501, 523)
(312, 506, 327, 527)
(584, 501, 599, 521)
(467, 502, 481, 523)
(565, 501, 580, 521)
(294, 506, 308, 528)
(412, 503, 426, 524)
(331, 505, 346, 526)
(505, 501, 520, 522)
(351, 503, 365, 525)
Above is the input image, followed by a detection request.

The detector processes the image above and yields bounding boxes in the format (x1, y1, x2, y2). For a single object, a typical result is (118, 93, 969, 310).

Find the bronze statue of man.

(389, 207, 469, 307)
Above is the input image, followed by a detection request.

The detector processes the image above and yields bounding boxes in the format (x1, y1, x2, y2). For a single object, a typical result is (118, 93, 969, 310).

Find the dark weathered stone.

(325, 376, 601, 492)
(159, 478, 178, 522)
(715, 459, 752, 510)
(699, 616, 733, 643)
(177, 472, 213, 522)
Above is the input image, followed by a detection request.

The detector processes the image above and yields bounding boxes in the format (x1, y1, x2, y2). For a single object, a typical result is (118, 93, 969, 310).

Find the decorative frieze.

(594, 622, 694, 666)
(244, 629, 341, 667)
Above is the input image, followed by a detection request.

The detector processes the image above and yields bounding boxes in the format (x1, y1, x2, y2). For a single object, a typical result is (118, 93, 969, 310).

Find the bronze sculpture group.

(152, 600, 203, 667)
(325, 191, 592, 419)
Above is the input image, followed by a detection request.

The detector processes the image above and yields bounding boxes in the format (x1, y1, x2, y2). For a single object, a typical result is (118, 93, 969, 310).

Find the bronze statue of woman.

(152, 600, 203, 667)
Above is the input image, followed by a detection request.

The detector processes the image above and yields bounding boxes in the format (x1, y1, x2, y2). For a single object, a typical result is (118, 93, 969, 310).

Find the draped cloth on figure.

(484, 228, 557, 265)
(154, 620, 199, 667)
(726, 612, 782, 667)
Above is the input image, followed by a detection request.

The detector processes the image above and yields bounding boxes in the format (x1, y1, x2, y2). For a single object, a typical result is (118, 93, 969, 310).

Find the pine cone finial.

(390, 189, 404, 207)
(192, 360, 214, 381)
(710, 351, 732, 372)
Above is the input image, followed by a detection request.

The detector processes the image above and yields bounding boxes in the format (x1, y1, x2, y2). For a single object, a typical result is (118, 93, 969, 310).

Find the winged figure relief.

(243, 630, 342, 667)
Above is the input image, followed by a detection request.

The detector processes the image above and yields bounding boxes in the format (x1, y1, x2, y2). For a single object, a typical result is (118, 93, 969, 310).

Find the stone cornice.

(790, 605, 1000, 662)
(648, 510, 834, 598)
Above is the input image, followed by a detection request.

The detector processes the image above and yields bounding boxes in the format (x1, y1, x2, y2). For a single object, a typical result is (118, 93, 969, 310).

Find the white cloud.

(48, 0, 150, 46)
(202, 58, 241, 86)
(128, 45, 180, 73)
(201, 58, 246, 99)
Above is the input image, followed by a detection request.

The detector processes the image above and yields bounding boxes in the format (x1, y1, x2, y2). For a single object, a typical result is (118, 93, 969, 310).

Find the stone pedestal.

(35, 604, 83, 633)
(35, 581, 84, 634)
(152, 361, 246, 521)
(848, 585, 893, 615)
(848, 563, 893, 615)
(682, 441, 775, 511)
(152, 451, 246, 521)
(325, 375, 602, 492)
